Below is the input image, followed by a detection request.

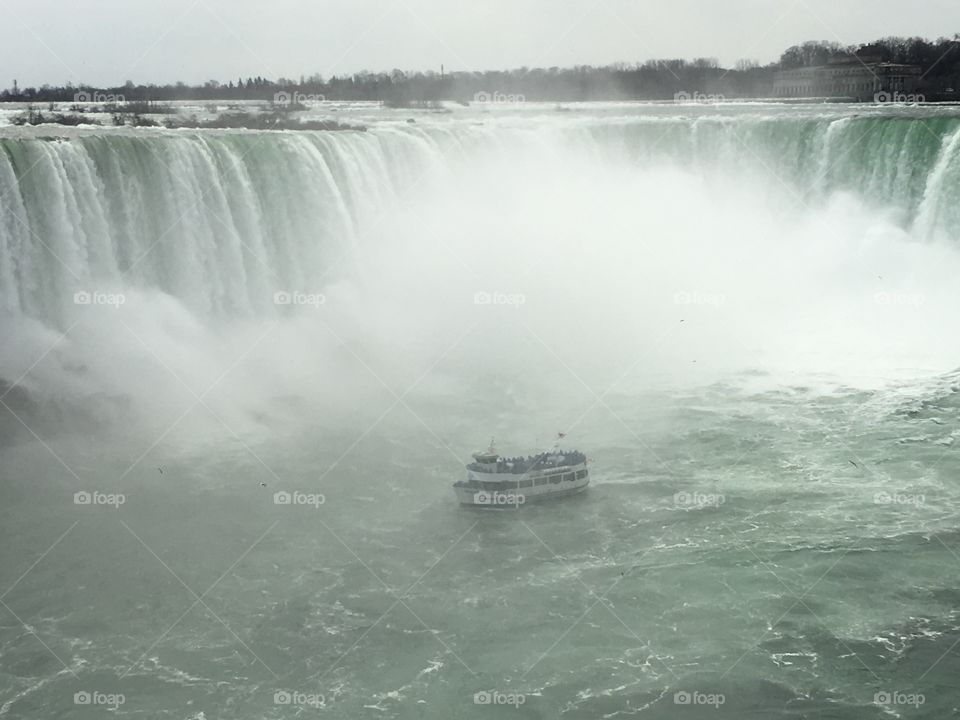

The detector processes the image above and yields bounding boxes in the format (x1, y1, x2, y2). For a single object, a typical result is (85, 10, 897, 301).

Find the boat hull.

(453, 463, 590, 507)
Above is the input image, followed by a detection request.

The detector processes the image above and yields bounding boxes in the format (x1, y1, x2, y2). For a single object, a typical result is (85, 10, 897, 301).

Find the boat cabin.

(471, 446, 501, 472)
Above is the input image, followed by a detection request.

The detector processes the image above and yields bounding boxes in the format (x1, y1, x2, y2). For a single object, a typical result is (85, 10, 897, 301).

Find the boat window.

(575, 470, 587, 479)
(519, 479, 533, 488)
(562, 473, 575, 482)
(535, 477, 548, 486)
(549, 475, 562, 484)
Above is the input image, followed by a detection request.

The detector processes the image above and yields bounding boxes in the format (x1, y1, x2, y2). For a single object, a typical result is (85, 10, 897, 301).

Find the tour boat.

(453, 441, 589, 507)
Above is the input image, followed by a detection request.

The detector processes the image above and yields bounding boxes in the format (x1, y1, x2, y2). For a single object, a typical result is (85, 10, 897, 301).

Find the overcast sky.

(1, 0, 958, 87)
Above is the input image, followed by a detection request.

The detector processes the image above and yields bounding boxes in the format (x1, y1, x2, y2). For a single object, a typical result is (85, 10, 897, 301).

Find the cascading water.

(2, 108, 960, 433)
(3, 110, 960, 327)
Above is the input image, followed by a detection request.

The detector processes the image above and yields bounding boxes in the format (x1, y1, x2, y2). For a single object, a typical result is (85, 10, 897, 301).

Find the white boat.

(453, 441, 589, 507)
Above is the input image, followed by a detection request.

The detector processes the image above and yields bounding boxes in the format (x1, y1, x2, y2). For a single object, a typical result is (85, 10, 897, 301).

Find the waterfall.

(2, 114, 960, 329)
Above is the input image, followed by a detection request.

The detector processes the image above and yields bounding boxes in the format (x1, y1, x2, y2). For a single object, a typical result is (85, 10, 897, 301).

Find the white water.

(2, 105, 960, 437)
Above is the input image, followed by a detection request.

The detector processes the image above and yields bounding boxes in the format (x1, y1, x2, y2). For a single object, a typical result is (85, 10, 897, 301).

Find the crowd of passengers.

(472, 451, 587, 474)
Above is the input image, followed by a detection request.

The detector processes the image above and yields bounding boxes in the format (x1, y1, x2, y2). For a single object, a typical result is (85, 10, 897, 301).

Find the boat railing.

(456, 465, 589, 489)
(466, 451, 587, 475)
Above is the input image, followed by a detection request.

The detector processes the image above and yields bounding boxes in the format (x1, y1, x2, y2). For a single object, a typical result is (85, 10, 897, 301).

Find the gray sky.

(1, 0, 958, 87)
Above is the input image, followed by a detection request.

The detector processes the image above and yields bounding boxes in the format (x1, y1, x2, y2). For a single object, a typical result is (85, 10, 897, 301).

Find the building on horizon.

(773, 56, 922, 101)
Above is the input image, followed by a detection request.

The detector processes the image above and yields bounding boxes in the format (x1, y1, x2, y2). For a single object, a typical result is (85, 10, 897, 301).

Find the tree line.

(3, 35, 959, 104)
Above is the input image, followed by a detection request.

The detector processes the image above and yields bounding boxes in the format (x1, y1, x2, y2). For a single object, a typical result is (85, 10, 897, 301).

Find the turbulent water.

(2, 102, 960, 718)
